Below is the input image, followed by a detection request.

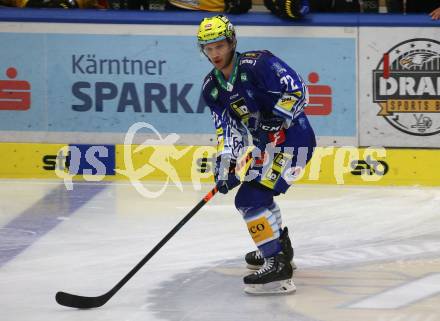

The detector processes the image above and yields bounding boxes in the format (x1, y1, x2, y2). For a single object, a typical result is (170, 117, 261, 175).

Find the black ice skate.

(243, 252, 296, 295)
(245, 227, 296, 270)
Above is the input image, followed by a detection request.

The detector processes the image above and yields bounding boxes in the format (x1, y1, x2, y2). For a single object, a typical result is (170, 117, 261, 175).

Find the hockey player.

(197, 15, 316, 294)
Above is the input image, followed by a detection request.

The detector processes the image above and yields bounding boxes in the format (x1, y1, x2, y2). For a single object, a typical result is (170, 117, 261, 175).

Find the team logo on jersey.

(372, 38, 440, 136)
(240, 73, 248, 81)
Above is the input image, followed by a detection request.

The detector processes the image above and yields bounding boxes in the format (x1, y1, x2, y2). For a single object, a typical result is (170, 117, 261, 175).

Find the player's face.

(203, 40, 234, 71)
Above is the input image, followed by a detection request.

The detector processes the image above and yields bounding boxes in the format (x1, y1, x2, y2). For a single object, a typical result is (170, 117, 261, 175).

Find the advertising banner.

(0, 23, 357, 145)
(1, 142, 440, 187)
(359, 27, 440, 147)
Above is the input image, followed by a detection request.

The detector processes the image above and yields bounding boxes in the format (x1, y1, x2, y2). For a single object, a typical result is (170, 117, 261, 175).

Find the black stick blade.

(56, 291, 109, 309)
(55, 186, 219, 309)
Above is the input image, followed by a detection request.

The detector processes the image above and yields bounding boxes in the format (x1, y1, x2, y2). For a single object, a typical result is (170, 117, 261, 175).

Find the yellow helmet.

(197, 15, 236, 46)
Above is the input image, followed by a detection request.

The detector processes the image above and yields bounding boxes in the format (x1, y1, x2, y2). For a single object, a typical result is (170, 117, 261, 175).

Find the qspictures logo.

(373, 39, 440, 136)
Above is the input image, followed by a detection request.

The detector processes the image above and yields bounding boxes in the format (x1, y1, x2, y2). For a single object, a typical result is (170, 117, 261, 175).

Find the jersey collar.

(214, 52, 240, 92)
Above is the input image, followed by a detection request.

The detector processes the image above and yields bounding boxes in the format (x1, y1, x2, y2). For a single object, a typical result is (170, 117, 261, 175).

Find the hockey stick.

(56, 185, 219, 309)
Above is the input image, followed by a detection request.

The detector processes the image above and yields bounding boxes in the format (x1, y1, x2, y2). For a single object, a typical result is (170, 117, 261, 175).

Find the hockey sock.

(268, 201, 282, 229)
(243, 207, 281, 258)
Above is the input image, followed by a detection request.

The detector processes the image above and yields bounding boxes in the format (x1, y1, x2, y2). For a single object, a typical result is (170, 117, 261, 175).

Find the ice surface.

(0, 180, 439, 321)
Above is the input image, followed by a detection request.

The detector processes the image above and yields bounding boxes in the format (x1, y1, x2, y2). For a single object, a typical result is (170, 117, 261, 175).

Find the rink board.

(0, 143, 439, 186)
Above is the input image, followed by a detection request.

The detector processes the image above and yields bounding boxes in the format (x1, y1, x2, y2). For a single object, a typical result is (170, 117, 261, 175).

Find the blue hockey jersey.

(202, 50, 310, 158)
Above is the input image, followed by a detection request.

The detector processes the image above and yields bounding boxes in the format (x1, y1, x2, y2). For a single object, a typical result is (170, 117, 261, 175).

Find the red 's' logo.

(306, 72, 332, 115)
(0, 67, 31, 111)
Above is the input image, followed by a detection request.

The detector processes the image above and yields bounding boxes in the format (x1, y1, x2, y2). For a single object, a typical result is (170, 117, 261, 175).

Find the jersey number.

(280, 75, 299, 91)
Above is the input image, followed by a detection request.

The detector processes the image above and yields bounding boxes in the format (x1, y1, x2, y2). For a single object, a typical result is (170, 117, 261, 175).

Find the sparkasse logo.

(0, 67, 31, 111)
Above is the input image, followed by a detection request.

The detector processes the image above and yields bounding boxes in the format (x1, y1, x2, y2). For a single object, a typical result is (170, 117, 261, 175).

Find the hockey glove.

(255, 116, 286, 151)
(258, 116, 284, 133)
(215, 156, 240, 194)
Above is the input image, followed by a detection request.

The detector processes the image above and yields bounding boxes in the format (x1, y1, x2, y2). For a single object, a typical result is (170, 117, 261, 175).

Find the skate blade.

(247, 261, 297, 271)
(244, 279, 296, 295)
